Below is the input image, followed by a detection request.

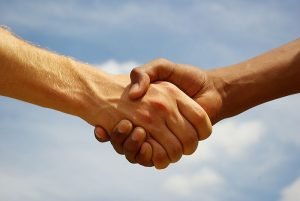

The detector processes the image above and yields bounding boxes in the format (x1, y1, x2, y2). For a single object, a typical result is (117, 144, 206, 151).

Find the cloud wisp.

(0, 0, 300, 199)
(280, 177, 300, 201)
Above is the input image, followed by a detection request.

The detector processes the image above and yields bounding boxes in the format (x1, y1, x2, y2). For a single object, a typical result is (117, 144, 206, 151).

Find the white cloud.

(0, 1, 299, 200)
(1, 0, 296, 43)
(182, 119, 264, 163)
(2, 0, 298, 68)
(0, 170, 40, 201)
(263, 95, 300, 147)
(95, 59, 139, 74)
(213, 120, 264, 157)
(163, 167, 224, 200)
(280, 177, 300, 201)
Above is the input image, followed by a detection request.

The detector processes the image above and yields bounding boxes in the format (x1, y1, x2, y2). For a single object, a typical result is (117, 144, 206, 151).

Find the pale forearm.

(0, 28, 118, 124)
(211, 38, 300, 120)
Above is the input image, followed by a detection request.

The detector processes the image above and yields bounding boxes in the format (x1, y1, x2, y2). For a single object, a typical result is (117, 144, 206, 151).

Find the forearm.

(211, 38, 300, 120)
(0, 28, 120, 125)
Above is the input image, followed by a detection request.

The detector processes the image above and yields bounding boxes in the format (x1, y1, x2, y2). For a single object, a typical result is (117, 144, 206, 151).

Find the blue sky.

(0, 0, 300, 201)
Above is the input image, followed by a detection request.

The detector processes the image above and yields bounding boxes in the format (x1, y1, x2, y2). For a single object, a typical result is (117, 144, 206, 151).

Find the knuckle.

(199, 126, 212, 141)
(182, 135, 198, 155)
(161, 82, 178, 94)
(123, 142, 138, 153)
(206, 124, 213, 137)
(194, 112, 212, 141)
(133, 109, 153, 124)
(132, 127, 146, 141)
(136, 158, 149, 166)
(136, 153, 147, 164)
(169, 145, 182, 163)
(143, 162, 154, 167)
(136, 142, 152, 166)
(131, 66, 142, 76)
(112, 144, 124, 155)
(125, 155, 136, 164)
(155, 161, 169, 169)
(194, 109, 205, 121)
(154, 58, 170, 65)
(111, 129, 126, 141)
(153, 151, 168, 165)
(117, 120, 133, 134)
(149, 99, 169, 112)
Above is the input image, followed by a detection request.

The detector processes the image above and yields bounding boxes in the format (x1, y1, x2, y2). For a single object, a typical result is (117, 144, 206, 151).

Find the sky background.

(0, 0, 300, 201)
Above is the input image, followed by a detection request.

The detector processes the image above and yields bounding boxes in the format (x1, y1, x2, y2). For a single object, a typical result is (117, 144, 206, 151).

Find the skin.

(95, 38, 300, 167)
(0, 27, 212, 169)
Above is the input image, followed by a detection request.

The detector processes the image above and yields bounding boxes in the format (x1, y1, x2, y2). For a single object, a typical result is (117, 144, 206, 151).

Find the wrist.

(74, 65, 129, 128)
(208, 62, 271, 121)
(205, 68, 228, 123)
(206, 65, 241, 122)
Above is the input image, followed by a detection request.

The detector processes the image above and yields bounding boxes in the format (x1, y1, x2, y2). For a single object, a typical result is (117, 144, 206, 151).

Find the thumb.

(129, 59, 175, 100)
(129, 67, 150, 99)
(94, 126, 111, 142)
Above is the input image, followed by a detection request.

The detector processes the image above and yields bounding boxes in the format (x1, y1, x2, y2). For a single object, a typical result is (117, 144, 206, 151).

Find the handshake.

(93, 59, 219, 169)
(1, 28, 299, 170)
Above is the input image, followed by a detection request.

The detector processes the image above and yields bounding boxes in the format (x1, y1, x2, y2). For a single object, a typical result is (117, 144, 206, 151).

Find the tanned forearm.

(210, 38, 300, 120)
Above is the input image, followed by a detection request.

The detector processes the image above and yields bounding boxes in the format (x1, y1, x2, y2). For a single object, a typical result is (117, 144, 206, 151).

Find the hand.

(104, 42, 300, 167)
(95, 58, 220, 167)
(92, 74, 212, 169)
(128, 58, 223, 124)
(95, 119, 153, 167)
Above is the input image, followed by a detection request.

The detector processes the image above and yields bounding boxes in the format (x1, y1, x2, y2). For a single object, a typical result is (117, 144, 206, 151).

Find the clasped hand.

(93, 59, 217, 169)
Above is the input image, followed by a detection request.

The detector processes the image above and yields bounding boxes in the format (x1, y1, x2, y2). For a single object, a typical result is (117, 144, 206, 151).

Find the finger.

(123, 127, 147, 163)
(129, 66, 151, 99)
(129, 59, 175, 99)
(150, 126, 183, 163)
(147, 138, 170, 169)
(166, 114, 199, 155)
(94, 126, 110, 142)
(135, 142, 153, 167)
(177, 94, 212, 141)
(110, 120, 133, 154)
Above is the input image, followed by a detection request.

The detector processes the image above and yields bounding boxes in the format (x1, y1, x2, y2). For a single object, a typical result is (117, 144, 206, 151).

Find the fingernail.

(94, 128, 103, 141)
(94, 127, 101, 135)
(117, 124, 127, 134)
(131, 132, 139, 141)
